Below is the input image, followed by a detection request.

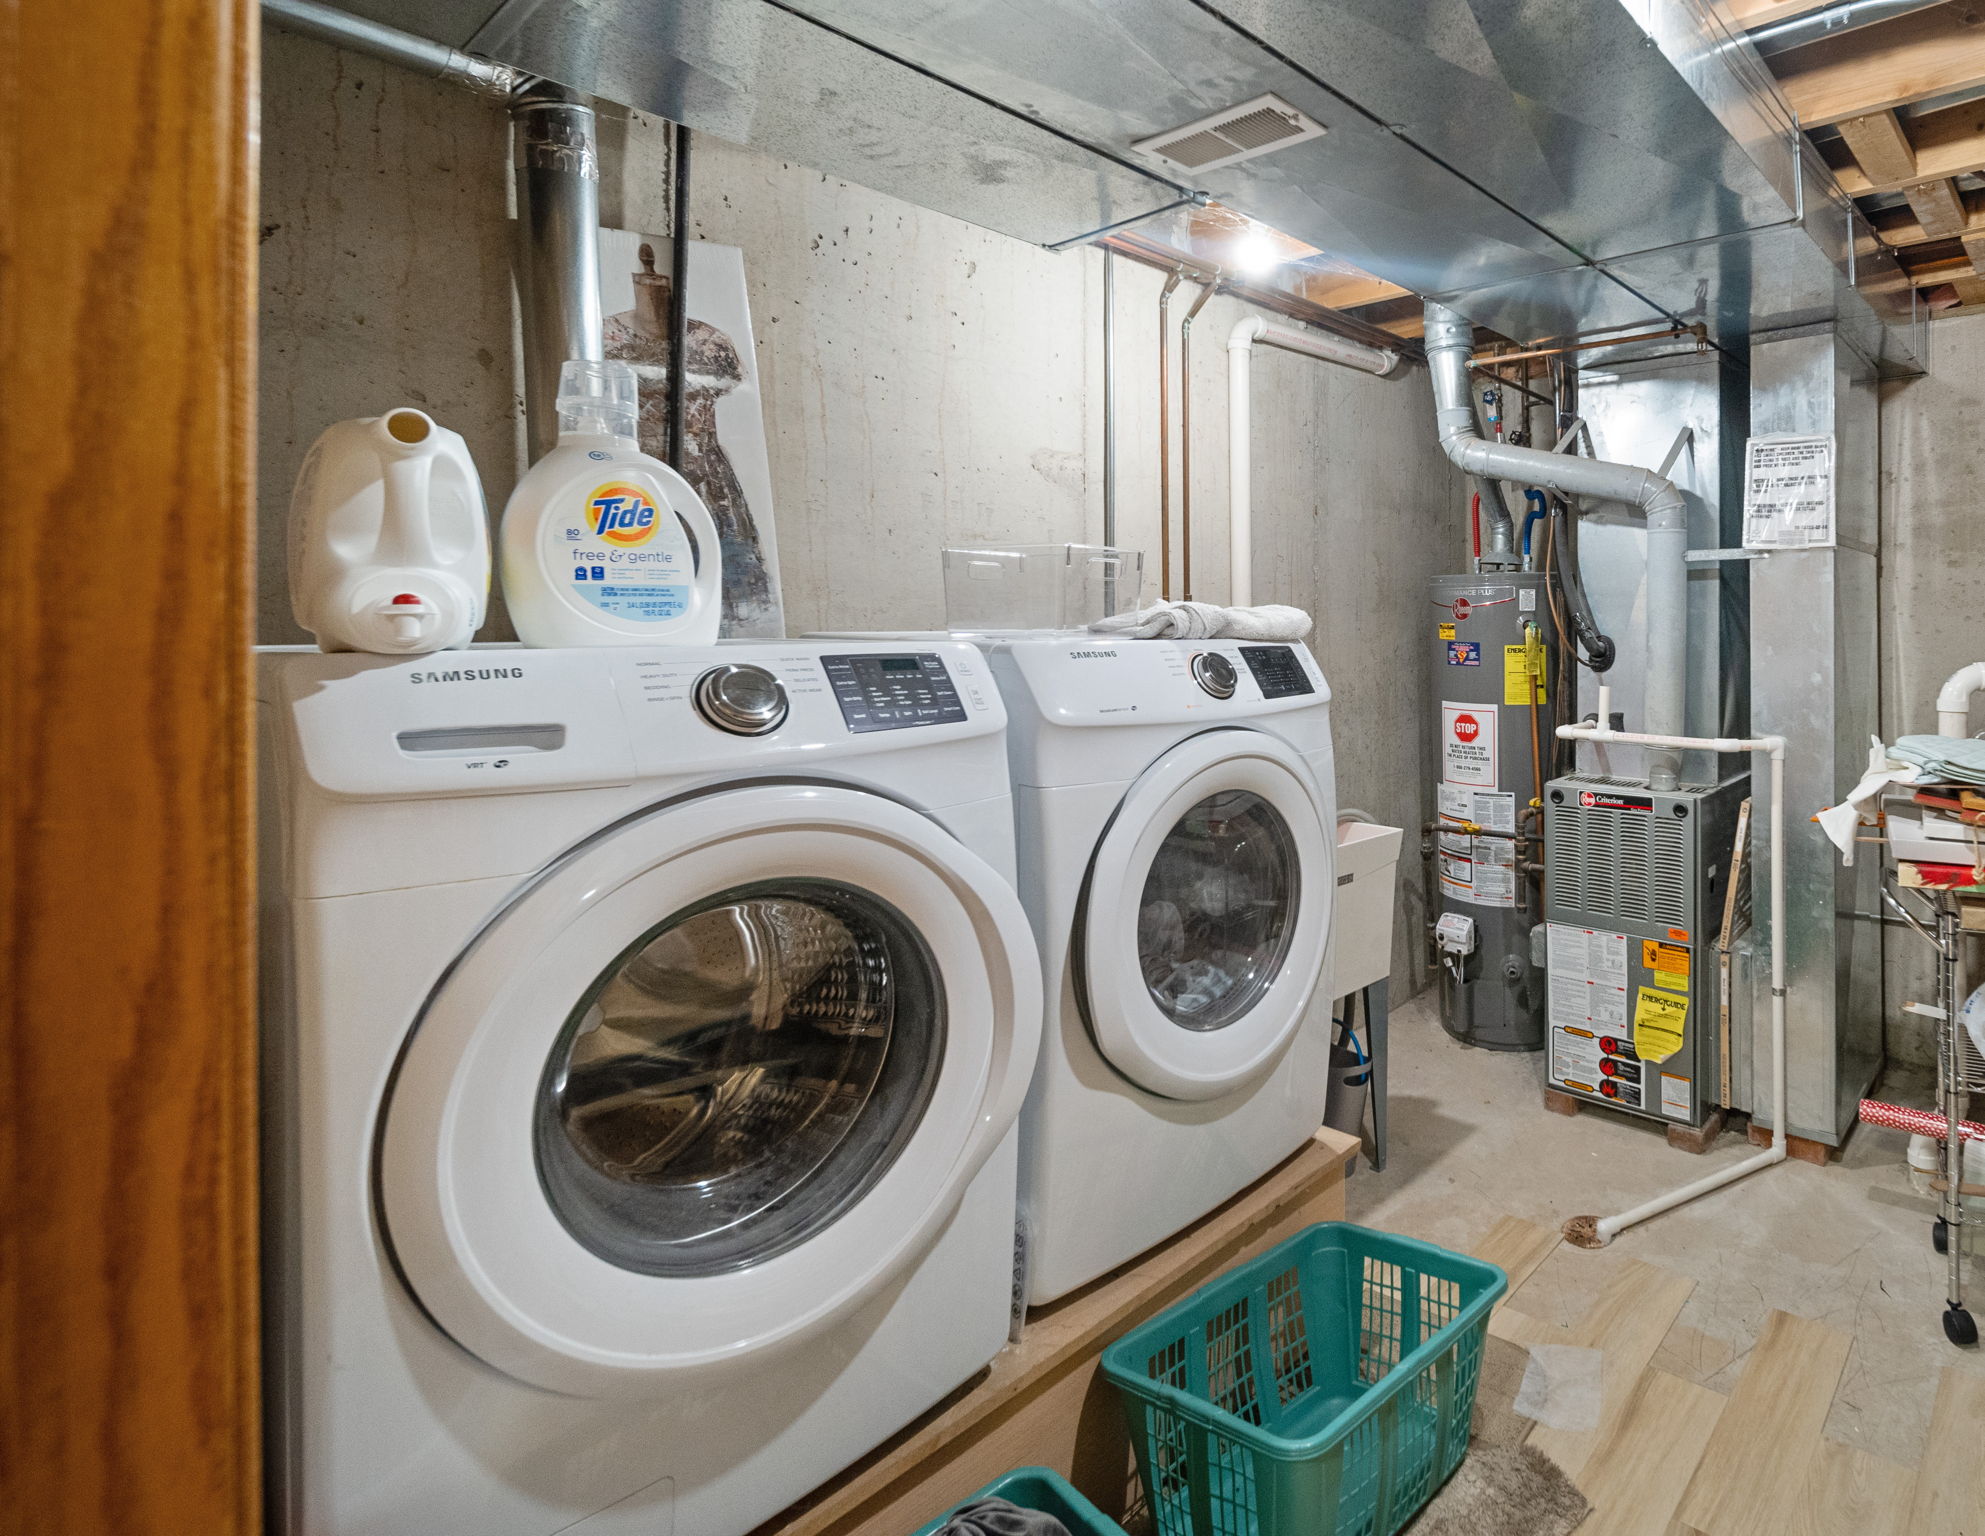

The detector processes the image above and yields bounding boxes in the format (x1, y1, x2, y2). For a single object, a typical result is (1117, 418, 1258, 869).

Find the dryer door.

(377, 782, 1040, 1397)
(1078, 729, 1332, 1101)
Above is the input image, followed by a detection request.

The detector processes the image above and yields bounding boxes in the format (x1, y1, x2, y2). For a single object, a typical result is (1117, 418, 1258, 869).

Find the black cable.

(1551, 493, 1615, 675)
(667, 122, 691, 472)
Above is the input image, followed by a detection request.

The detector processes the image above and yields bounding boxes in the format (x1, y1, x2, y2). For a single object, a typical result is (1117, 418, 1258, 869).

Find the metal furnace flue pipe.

(1227, 315, 1398, 606)
(514, 86, 605, 462)
(1425, 302, 1689, 789)
(1557, 686, 1789, 1247)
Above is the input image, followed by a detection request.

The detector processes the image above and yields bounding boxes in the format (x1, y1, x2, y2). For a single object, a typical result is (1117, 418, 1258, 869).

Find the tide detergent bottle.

(288, 407, 489, 654)
(501, 359, 722, 647)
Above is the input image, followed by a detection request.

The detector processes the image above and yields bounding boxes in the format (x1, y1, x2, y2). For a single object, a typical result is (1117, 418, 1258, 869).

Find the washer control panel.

(821, 652, 968, 733)
(1190, 651, 1237, 698)
(1240, 645, 1316, 698)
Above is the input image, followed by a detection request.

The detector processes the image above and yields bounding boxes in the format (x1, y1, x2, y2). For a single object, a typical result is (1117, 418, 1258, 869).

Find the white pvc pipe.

(1227, 316, 1399, 606)
(1558, 683, 1789, 1245)
(1936, 661, 1985, 736)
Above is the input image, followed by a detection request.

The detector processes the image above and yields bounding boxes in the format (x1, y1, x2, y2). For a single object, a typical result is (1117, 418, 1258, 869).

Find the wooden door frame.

(1, 2, 261, 1531)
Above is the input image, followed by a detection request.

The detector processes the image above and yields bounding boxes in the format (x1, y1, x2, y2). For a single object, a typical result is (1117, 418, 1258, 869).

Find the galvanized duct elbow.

(1425, 301, 1688, 789)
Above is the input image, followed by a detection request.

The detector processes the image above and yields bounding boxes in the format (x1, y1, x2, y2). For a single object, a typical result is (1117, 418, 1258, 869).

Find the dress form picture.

(600, 231, 785, 637)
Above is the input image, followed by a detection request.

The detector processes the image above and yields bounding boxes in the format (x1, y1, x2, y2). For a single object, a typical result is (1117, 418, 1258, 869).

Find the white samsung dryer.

(990, 636, 1337, 1305)
(258, 640, 1041, 1536)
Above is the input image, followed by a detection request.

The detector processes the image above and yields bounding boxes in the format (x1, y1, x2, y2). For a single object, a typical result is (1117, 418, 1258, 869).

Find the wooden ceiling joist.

(1871, 186, 1985, 246)
(1905, 176, 1971, 236)
(1724, 0, 1839, 27)
(1297, 271, 1409, 311)
(1828, 98, 1985, 195)
(1773, 4, 1985, 128)
(1836, 109, 1918, 186)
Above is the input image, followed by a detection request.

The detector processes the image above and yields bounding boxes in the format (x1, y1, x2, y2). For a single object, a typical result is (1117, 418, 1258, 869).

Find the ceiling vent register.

(1132, 94, 1326, 173)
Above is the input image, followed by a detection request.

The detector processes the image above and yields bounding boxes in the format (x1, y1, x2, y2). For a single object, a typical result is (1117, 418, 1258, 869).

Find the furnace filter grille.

(1132, 94, 1326, 173)
(1547, 799, 1689, 931)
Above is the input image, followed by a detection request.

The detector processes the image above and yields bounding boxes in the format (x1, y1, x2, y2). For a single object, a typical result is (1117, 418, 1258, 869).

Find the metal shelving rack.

(1881, 871, 1983, 1346)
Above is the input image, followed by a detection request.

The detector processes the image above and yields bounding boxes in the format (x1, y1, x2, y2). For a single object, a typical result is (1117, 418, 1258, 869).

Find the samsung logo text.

(410, 667, 525, 684)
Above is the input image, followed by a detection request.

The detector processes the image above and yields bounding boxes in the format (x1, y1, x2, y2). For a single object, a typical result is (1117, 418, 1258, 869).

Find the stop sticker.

(1452, 597, 1472, 622)
(1441, 701, 1497, 787)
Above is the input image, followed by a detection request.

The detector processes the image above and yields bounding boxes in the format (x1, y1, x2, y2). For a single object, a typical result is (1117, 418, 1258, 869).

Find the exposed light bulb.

(1233, 231, 1284, 276)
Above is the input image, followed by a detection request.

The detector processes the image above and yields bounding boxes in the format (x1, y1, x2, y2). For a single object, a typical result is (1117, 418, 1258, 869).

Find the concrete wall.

(259, 29, 1468, 992)
(1879, 312, 1985, 1069)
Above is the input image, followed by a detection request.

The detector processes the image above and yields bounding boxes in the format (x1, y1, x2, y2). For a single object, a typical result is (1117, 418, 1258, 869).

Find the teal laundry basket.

(911, 1468, 1127, 1536)
(1100, 1223, 1506, 1536)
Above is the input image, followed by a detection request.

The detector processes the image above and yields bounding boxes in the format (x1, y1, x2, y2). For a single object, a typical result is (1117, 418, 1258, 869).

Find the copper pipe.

(1157, 269, 1184, 599)
(1102, 232, 1412, 359)
(1469, 323, 1706, 368)
(1177, 277, 1218, 602)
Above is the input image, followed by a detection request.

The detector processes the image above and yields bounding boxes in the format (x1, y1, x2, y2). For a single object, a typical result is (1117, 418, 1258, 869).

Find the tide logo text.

(587, 483, 662, 547)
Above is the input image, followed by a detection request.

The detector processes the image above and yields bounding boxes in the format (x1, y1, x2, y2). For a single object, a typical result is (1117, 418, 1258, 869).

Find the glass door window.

(1137, 790, 1297, 1033)
(537, 880, 944, 1277)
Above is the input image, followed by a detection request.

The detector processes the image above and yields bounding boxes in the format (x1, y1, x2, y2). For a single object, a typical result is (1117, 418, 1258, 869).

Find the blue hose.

(1521, 488, 1548, 562)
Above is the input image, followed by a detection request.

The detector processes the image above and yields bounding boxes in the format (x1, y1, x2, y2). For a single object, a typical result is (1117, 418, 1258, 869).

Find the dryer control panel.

(1241, 645, 1316, 698)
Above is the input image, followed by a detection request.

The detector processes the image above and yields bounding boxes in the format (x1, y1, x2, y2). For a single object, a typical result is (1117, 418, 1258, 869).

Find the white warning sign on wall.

(1742, 433, 1835, 550)
(1441, 702, 1499, 788)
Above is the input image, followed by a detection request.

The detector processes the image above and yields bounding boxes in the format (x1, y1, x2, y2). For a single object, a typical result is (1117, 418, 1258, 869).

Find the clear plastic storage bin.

(941, 544, 1143, 633)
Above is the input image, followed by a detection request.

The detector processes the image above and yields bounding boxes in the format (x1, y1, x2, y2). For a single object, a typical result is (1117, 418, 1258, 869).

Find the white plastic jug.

(500, 360, 722, 648)
(289, 408, 489, 654)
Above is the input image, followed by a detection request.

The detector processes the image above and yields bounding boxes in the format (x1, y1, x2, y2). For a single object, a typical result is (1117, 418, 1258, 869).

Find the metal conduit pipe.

(1103, 250, 1118, 549)
(514, 86, 605, 462)
(1157, 270, 1184, 599)
(1177, 278, 1218, 603)
(1425, 301, 1689, 790)
(261, 0, 523, 94)
(1227, 315, 1398, 606)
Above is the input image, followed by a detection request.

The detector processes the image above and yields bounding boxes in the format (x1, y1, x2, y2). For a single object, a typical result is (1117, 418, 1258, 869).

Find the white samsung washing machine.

(258, 641, 1041, 1536)
(990, 636, 1337, 1305)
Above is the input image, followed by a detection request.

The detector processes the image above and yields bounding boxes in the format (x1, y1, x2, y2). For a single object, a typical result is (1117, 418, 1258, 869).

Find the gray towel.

(929, 1497, 1073, 1536)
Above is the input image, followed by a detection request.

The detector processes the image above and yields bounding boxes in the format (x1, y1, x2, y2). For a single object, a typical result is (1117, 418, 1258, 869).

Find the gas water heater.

(1427, 571, 1558, 1051)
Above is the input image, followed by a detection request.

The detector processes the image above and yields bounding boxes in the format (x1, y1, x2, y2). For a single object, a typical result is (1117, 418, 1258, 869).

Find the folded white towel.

(1089, 601, 1313, 641)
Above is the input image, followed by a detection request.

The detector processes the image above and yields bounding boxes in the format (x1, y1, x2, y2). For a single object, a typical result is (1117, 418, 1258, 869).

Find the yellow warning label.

(1503, 642, 1547, 706)
(1439, 622, 1456, 640)
(1632, 987, 1690, 1064)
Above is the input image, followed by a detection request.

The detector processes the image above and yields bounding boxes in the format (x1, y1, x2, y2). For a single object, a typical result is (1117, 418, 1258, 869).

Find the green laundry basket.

(1100, 1222, 1506, 1536)
(910, 1468, 1127, 1536)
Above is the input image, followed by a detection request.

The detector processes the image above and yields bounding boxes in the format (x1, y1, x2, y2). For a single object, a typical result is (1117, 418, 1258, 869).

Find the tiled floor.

(1346, 992, 1985, 1470)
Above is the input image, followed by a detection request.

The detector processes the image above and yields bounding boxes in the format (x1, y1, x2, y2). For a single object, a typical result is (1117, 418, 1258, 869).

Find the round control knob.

(1191, 651, 1237, 699)
(693, 664, 789, 736)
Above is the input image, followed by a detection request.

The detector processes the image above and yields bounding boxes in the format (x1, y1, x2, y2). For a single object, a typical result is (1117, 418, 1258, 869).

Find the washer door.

(1079, 730, 1331, 1101)
(378, 782, 1040, 1397)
